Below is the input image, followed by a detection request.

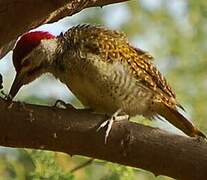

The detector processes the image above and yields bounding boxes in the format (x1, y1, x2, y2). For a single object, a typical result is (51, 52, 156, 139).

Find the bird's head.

(9, 31, 58, 99)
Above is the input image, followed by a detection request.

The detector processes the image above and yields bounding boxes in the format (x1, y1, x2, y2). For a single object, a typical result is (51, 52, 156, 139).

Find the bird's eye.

(21, 59, 30, 67)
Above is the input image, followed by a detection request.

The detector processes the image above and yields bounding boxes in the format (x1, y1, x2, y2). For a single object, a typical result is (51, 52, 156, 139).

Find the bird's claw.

(97, 109, 129, 144)
(1, 90, 12, 101)
(97, 120, 109, 131)
(53, 99, 73, 109)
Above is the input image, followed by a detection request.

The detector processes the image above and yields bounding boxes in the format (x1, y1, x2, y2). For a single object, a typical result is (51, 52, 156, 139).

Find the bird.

(9, 24, 205, 142)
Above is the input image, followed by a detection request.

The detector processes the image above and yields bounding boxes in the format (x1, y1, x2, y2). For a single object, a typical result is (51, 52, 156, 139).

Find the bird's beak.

(9, 72, 24, 99)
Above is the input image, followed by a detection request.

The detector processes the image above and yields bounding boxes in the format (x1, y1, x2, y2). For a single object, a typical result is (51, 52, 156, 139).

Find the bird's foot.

(53, 99, 74, 109)
(0, 91, 14, 109)
(1, 90, 12, 101)
(97, 109, 129, 144)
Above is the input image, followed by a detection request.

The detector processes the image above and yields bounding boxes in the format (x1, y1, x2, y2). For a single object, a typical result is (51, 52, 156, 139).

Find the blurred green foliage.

(0, 0, 206, 179)
(27, 150, 73, 180)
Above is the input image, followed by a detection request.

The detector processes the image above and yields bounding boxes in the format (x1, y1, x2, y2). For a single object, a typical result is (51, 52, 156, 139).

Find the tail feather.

(153, 102, 206, 138)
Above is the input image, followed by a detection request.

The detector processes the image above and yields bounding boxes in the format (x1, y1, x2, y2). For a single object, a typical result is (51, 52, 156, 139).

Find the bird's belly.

(71, 80, 152, 116)
(60, 57, 153, 116)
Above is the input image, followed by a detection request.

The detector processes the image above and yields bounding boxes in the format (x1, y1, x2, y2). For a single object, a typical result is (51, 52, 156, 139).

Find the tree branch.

(0, 97, 206, 180)
(0, 0, 129, 59)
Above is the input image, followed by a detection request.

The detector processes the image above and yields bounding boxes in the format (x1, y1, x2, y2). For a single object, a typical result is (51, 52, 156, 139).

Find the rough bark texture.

(0, 98, 207, 180)
(0, 0, 128, 58)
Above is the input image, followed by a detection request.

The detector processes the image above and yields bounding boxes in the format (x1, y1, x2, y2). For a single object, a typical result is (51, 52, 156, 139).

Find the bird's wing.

(133, 47, 154, 61)
(81, 32, 175, 100)
(127, 46, 176, 100)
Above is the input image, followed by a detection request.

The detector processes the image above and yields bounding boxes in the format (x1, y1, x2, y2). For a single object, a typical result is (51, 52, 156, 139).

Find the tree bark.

(0, 0, 128, 58)
(0, 98, 206, 180)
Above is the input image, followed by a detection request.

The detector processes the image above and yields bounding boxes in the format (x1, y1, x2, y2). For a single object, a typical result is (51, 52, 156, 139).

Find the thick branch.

(0, 0, 128, 58)
(0, 98, 206, 180)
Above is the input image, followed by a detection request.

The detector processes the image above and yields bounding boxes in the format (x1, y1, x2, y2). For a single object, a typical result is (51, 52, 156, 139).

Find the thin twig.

(70, 158, 94, 173)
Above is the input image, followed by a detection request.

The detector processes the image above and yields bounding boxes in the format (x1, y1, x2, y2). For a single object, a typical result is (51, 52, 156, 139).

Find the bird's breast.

(58, 53, 153, 116)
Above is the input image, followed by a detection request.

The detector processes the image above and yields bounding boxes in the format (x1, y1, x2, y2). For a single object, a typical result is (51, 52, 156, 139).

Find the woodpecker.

(9, 24, 205, 141)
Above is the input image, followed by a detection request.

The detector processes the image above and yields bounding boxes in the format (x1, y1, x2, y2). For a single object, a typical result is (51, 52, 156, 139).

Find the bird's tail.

(153, 102, 206, 138)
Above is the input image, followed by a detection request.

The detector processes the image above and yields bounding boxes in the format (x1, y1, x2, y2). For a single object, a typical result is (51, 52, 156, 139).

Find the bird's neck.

(39, 38, 60, 65)
(46, 37, 68, 78)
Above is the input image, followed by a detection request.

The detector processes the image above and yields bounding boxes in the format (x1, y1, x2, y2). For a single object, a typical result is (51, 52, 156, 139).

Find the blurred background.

(0, 0, 206, 179)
